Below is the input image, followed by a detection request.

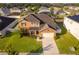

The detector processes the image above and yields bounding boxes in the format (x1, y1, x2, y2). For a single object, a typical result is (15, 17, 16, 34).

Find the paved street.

(42, 37, 59, 55)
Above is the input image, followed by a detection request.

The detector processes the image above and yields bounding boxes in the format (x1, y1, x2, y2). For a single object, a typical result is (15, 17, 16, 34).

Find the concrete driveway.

(42, 37, 59, 55)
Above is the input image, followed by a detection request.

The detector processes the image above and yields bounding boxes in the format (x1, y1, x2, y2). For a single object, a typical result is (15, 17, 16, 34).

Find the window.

(31, 22, 34, 27)
(21, 23, 26, 26)
(21, 20, 26, 27)
(31, 22, 39, 27)
(21, 23, 26, 28)
(31, 31, 35, 35)
(36, 31, 39, 34)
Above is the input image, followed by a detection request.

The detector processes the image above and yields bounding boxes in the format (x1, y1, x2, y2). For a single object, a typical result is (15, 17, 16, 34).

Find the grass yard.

(0, 31, 42, 54)
(55, 22, 79, 54)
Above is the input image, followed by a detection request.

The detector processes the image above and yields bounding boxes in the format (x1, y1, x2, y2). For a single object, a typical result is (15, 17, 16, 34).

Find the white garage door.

(43, 33, 54, 38)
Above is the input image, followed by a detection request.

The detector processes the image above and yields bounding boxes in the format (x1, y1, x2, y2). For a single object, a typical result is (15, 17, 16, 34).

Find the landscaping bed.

(55, 22, 79, 54)
(0, 31, 42, 54)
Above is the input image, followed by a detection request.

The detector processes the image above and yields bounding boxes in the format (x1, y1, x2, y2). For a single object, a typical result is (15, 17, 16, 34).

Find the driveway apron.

(42, 37, 59, 55)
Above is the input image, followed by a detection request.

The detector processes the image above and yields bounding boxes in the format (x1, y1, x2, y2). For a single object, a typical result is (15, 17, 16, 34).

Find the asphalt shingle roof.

(0, 16, 16, 31)
(0, 7, 10, 15)
(26, 14, 40, 23)
(32, 14, 58, 30)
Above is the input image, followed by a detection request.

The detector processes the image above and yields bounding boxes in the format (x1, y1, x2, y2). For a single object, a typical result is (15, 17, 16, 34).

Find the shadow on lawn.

(0, 31, 13, 39)
(27, 47, 43, 55)
(57, 22, 67, 34)
(56, 22, 67, 39)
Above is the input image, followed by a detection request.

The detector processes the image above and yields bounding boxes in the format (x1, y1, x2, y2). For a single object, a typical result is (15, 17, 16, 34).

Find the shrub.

(5, 43, 19, 55)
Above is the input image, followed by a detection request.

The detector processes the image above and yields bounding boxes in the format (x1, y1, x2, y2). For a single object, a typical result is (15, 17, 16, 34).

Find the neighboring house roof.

(38, 6, 51, 13)
(68, 15, 79, 23)
(7, 12, 21, 18)
(10, 7, 21, 13)
(0, 16, 16, 31)
(53, 10, 58, 14)
(8, 12, 20, 16)
(68, 6, 79, 10)
(0, 7, 10, 16)
(57, 10, 65, 15)
(24, 8, 28, 11)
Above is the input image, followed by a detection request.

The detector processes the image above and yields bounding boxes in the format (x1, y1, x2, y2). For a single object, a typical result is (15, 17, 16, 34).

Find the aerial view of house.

(0, 3, 79, 55)
(38, 6, 51, 14)
(18, 13, 61, 37)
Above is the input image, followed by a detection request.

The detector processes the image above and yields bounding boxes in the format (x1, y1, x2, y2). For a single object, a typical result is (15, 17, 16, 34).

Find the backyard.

(0, 31, 42, 54)
(55, 22, 79, 54)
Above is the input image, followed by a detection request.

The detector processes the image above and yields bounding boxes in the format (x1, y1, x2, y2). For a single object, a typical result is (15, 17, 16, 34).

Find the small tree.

(20, 28, 29, 37)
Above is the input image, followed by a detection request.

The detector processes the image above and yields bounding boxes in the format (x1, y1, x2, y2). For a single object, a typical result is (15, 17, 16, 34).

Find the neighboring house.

(68, 6, 79, 11)
(74, 7, 79, 11)
(23, 8, 28, 11)
(0, 7, 10, 16)
(7, 7, 21, 18)
(64, 15, 79, 40)
(64, 6, 79, 15)
(38, 6, 51, 14)
(21, 8, 28, 13)
(68, 6, 75, 10)
(10, 7, 21, 13)
(64, 10, 71, 15)
(57, 10, 66, 15)
(64, 9, 76, 15)
(0, 16, 18, 36)
(53, 7, 61, 15)
(53, 10, 58, 15)
(53, 10, 64, 15)
(7, 12, 21, 18)
(18, 14, 61, 38)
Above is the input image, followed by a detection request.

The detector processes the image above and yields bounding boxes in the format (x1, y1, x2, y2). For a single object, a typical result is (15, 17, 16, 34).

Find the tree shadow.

(27, 47, 43, 55)
(5, 31, 13, 37)
(0, 31, 13, 39)
(43, 44, 53, 51)
(5, 43, 19, 55)
(56, 22, 67, 39)
(57, 22, 67, 35)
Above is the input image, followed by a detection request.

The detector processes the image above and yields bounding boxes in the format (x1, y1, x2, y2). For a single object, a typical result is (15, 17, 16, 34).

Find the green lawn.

(55, 22, 79, 54)
(0, 31, 42, 53)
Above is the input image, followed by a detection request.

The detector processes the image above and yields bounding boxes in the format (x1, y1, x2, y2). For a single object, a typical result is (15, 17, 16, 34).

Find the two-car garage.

(39, 25, 56, 39)
(40, 31, 59, 55)
(42, 33, 54, 38)
(42, 32, 59, 55)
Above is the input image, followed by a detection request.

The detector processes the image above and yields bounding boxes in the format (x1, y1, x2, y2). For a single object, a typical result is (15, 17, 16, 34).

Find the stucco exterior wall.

(64, 17, 79, 40)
